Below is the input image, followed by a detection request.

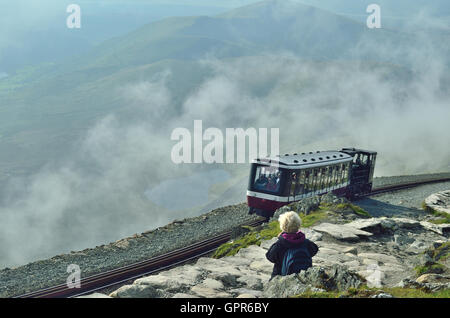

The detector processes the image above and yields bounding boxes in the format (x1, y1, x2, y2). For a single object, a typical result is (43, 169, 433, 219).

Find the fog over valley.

(0, 0, 449, 268)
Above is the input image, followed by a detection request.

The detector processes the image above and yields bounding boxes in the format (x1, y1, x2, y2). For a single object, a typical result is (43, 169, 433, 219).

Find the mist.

(0, 0, 449, 269)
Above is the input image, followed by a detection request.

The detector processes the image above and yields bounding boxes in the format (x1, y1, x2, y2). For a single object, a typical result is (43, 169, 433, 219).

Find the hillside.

(0, 0, 414, 178)
(0, 0, 449, 269)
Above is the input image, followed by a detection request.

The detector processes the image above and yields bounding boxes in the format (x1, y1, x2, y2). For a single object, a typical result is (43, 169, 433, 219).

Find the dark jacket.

(266, 231, 319, 279)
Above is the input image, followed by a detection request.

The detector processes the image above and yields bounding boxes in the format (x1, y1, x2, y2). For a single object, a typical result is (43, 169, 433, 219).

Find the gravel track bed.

(1, 172, 449, 297)
(0, 203, 259, 297)
(372, 172, 450, 189)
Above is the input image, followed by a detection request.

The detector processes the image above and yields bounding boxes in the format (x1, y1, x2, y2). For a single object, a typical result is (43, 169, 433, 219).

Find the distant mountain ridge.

(0, 0, 435, 180)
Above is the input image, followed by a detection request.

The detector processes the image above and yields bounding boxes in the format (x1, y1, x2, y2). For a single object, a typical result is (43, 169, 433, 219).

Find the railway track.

(362, 176, 450, 197)
(16, 176, 450, 298)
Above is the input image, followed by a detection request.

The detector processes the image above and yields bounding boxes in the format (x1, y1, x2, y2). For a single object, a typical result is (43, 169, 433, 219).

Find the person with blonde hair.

(266, 211, 318, 279)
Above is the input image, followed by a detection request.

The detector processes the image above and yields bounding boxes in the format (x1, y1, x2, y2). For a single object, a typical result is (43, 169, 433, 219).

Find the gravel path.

(1, 172, 449, 298)
(358, 179, 450, 219)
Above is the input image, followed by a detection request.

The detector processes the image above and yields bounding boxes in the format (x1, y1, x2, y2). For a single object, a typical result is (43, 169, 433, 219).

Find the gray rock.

(420, 221, 450, 236)
(325, 265, 364, 291)
(271, 206, 292, 221)
(171, 293, 199, 298)
(207, 272, 239, 288)
(199, 278, 224, 290)
(416, 273, 450, 284)
(302, 228, 323, 242)
(405, 240, 429, 253)
(370, 293, 394, 298)
(294, 196, 322, 215)
(262, 265, 364, 297)
(76, 292, 111, 298)
(397, 278, 450, 292)
(394, 234, 415, 246)
(313, 223, 373, 241)
(391, 218, 421, 229)
(357, 252, 400, 265)
(237, 275, 264, 290)
(346, 218, 388, 234)
(110, 283, 165, 298)
(190, 285, 231, 298)
(262, 274, 310, 298)
(134, 265, 203, 292)
(320, 193, 347, 205)
(236, 293, 257, 298)
(229, 288, 262, 298)
(424, 190, 450, 214)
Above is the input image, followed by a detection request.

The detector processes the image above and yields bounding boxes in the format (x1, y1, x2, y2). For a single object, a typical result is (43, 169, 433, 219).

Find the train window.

(343, 162, 349, 182)
(361, 155, 368, 166)
(321, 167, 327, 189)
(338, 164, 343, 184)
(295, 170, 306, 195)
(305, 169, 312, 194)
(330, 165, 336, 187)
(313, 169, 318, 191)
(253, 165, 281, 194)
(314, 168, 319, 191)
(309, 169, 315, 192)
(325, 166, 331, 188)
(289, 172, 298, 196)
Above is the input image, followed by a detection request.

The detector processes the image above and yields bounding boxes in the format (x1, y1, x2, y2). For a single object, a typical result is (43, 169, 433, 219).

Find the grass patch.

(299, 210, 329, 228)
(213, 221, 280, 258)
(321, 202, 371, 218)
(413, 242, 449, 277)
(422, 201, 450, 224)
(414, 263, 446, 276)
(213, 209, 329, 259)
(432, 242, 450, 262)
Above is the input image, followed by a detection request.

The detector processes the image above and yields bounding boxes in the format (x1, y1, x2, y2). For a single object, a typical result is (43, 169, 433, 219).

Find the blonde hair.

(278, 211, 302, 233)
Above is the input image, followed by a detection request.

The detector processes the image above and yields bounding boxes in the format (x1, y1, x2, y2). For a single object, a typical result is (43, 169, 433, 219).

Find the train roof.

(253, 150, 352, 168)
(341, 148, 377, 155)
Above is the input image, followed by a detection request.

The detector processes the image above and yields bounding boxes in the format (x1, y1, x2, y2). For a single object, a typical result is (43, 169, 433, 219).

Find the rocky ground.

(1, 173, 450, 298)
(99, 194, 449, 298)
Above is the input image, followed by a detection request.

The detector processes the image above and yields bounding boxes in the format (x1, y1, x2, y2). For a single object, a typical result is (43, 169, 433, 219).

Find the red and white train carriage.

(247, 148, 377, 218)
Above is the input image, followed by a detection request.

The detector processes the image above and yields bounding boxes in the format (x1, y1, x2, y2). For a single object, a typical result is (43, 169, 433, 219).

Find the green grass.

(414, 242, 449, 277)
(432, 242, 450, 262)
(213, 209, 329, 259)
(213, 201, 369, 259)
(335, 202, 371, 217)
(213, 220, 280, 258)
(299, 210, 329, 227)
(319, 201, 370, 218)
(422, 201, 450, 224)
(414, 263, 446, 276)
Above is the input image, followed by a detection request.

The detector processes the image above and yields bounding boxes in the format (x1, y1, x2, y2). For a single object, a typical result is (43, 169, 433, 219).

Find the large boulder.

(294, 196, 322, 215)
(262, 265, 364, 297)
(424, 190, 450, 214)
(420, 221, 450, 236)
(262, 274, 312, 298)
(110, 283, 165, 298)
(312, 223, 373, 241)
